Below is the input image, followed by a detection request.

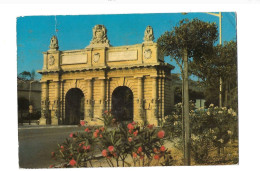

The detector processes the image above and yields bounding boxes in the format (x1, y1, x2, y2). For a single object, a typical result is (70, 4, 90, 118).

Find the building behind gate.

(38, 25, 174, 126)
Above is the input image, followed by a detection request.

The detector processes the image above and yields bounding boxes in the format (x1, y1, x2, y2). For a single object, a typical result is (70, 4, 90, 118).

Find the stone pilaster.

(135, 76, 143, 123)
(51, 81, 59, 125)
(106, 78, 110, 111)
(150, 76, 158, 126)
(39, 81, 48, 125)
(85, 78, 93, 122)
(97, 78, 106, 124)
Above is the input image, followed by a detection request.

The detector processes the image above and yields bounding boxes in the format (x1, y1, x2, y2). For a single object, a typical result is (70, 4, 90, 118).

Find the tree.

(18, 71, 32, 80)
(157, 18, 218, 165)
(190, 41, 237, 110)
(18, 70, 36, 81)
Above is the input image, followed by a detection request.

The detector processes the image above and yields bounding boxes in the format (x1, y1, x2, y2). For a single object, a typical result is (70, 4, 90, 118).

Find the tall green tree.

(190, 41, 237, 110)
(157, 18, 218, 165)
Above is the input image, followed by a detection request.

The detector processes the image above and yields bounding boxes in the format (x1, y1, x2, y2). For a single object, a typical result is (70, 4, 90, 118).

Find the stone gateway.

(38, 25, 174, 126)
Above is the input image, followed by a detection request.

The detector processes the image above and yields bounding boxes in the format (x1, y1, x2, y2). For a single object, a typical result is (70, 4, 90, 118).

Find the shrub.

(51, 111, 171, 167)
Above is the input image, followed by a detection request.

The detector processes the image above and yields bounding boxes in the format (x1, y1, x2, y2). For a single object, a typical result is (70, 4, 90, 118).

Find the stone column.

(39, 81, 48, 125)
(51, 81, 59, 125)
(135, 76, 143, 123)
(151, 76, 158, 126)
(97, 78, 106, 125)
(85, 78, 93, 122)
(106, 78, 110, 111)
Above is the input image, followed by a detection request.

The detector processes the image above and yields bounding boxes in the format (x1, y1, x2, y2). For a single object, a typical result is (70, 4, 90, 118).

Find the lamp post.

(181, 12, 223, 165)
(28, 80, 36, 125)
(182, 12, 223, 107)
(206, 12, 223, 108)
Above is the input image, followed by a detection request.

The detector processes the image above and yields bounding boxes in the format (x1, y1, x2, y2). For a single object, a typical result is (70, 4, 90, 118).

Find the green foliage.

(157, 18, 218, 69)
(190, 41, 238, 111)
(51, 112, 170, 167)
(163, 103, 238, 164)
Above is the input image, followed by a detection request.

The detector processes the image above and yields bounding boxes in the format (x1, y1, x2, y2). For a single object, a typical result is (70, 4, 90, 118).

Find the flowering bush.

(163, 102, 238, 164)
(98, 121, 170, 167)
(50, 111, 170, 167)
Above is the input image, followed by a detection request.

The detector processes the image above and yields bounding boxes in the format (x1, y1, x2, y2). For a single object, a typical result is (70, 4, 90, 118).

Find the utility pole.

(207, 12, 222, 107)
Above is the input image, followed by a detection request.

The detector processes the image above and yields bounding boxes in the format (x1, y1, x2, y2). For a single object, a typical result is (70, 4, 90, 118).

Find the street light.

(182, 12, 223, 107)
(28, 80, 37, 125)
(206, 12, 223, 108)
(181, 12, 223, 165)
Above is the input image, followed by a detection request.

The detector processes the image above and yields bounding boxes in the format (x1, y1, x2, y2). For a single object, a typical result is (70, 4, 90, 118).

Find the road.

(18, 126, 84, 168)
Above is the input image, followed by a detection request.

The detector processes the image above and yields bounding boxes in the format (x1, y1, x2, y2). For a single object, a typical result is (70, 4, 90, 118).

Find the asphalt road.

(18, 126, 84, 168)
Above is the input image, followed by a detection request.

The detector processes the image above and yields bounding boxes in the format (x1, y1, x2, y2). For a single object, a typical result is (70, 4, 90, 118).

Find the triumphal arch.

(38, 25, 174, 126)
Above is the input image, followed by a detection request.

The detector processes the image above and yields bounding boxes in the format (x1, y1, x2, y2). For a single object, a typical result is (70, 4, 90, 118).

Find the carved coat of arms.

(91, 25, 109, 44)
(93, 53, 100, 63)
(144, 49, 152, 59)
(48, 55, 55, 65)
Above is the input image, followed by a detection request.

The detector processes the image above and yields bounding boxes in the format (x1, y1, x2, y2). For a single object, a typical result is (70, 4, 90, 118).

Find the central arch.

(112, 86, 133, 122)
(65, 88, 85, 125)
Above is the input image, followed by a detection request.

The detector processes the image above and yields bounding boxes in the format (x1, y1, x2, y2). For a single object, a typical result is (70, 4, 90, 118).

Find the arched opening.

(112, 86, 133, 122)
(65, 88, 84, 125)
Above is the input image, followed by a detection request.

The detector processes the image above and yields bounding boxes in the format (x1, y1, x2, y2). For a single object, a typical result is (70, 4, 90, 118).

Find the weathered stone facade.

(38, 25, 174, 126)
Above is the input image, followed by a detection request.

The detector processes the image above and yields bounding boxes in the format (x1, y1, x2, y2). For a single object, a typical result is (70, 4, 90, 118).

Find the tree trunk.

(183, 48, 190, 165)
(182, 72, 185, 160)
(224, 80, 228, 107)
(219, 76, 223, 107)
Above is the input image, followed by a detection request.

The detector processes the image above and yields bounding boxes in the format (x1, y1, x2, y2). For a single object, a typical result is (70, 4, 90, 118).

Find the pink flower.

(99, 134, 103, 138)
(133, 130, 138, 136)
(80, 120, 85, 126)
(138, 146, 142, 153)
(108, 146, 114, 152)
(113, 152, 118, 158)
(157, 130, 165, 139)
(132, 152, 137, 158)
(60, 146, 64, 149)
(79, 143, 82, 147)
(132, 121, 136, 125)
(128, 129, 132, 134)
(49, 165, 54, 168)
(127, 123, 134, 130)
(128, 137, 132, 142)
(69, 133, 74, 138)
(83, 145, 87, 150)
(160, 145, 165, 152)
(93, 132, 98, 138)
(100, 127, 105, 132)
(154, 155, 160, 160)
(102, 149, 107, 157)
(86, 145, 91, 150)
(95, 129, 100, 133)
(69, 159, 77, 166)
(84, 128, 90, 132)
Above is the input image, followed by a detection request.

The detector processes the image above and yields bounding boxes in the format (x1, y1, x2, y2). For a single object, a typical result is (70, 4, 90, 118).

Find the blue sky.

(17, 12, 236, 80)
